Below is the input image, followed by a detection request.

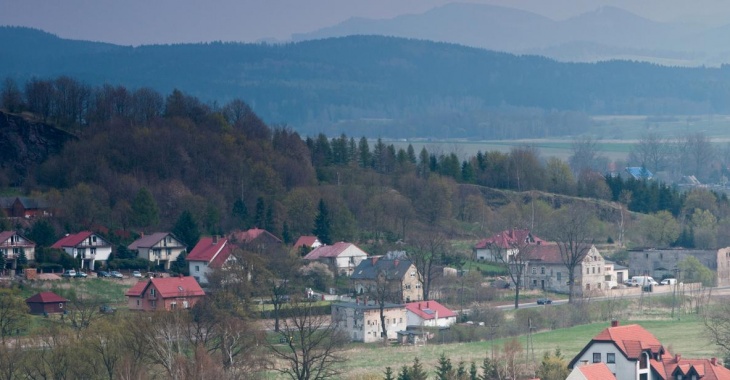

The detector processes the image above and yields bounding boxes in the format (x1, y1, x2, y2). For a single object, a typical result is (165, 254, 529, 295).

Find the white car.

(132, 271, 142, 278)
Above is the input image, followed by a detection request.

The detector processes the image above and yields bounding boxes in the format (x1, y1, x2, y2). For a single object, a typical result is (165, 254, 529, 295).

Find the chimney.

(372, 257, 379, 265)
(212, 235, 218, 244)
(675, 354, 682, 363)
(426, 301, 429, 308)
(611, 320, 619, 327)
(711, 358, 717, 366)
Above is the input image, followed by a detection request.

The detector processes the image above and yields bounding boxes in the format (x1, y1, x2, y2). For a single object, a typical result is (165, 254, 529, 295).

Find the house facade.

(569, 321, 730, 380)
(331, 301, 407, 343)
(405, 300, 457, 328)
(228, 228, 283, 254)
(125, 276, 205, 311)
(0, 197, 51, 218)
(51, 231, 112, 270)
(128, 232, 186, 270)
(473, 229, 546, 261)
(629, 248, 730, 286)
(186, 236, 233, 285)
(303, 242, 368, 276)
(0, 231, 35, 269)
(350, 256, 422, 303)
(524, 244, 608, 296)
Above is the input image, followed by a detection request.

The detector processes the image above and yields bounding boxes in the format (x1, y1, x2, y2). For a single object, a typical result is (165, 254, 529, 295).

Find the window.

(90, 247, 96, 255)
(592, 267, 596, 274)
(587, 268, 590, 274)
(586, 284, 590, 290)
(557, 272, 562, 281)
(593, 353, 601, 363)
(676, 375, 683, 380)
(136, 300, 140, 306)
(171, 302, 177, 310)
(532, 267, 537, 274)
(399, 318, 402, 323)
(195, 265, 200, 272)
(410, 271, 416, 277)
(150, 288, 156, 296)
(607, 353, 615, 364)
(540, 267, 545, 274)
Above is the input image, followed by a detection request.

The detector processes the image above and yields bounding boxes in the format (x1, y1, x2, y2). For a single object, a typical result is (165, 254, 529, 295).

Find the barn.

(25, 292, 69, 315)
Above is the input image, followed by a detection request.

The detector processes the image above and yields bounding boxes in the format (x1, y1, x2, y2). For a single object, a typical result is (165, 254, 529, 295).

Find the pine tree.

(436, 353, 454, 380)
(173, 210, 200, 249)
(131, 187, 160, 229)
(282, 222, 291, 245)
(313, 199, 332, 245)
(398, 366, 411, 380)
(469, 361, 478, 380)
(410, 357, 428, 380)
(480, 357, 499, 380)
(17, 250, 28, 269)
(456, 361, 467, 380)
(254, 197, 265, 228)
(384, 366, 395, 380)
(232, 198, 248, 226)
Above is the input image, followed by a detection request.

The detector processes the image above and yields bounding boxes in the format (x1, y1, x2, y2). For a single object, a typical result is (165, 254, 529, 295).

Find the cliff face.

(0, 110, 75, 182)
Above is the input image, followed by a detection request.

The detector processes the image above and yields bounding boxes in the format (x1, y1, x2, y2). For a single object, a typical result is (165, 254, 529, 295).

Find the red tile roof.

(405, 300, 456, 320)
(474, 229, 545, 249)
(524, 243, 563, 263)
(125, 276, 205, 299)
(228, 228, 281, 244)
(294, 235, 320, 248)
(577, 363, 616, 380)
(304, 242, 362, 260)
(26, 292, 68, 304)
(661, 355, 730, 380)
(51, 231, 94, 249)
(186, 237, 229, 264)
(592, 323, 664, 359)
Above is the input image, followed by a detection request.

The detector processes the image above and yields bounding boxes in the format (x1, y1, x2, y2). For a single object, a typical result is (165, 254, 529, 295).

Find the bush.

(107, 258, 150, 270)
(37, 263, 63, 273)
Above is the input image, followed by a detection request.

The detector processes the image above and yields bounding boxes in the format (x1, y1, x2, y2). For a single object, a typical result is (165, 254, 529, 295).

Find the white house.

(51, 231, 111, 270)
(303, 242, 368, 276)
(0, 231, 35, 270)
(405, 300, 457, 328)
(128, 232, 186, 270)
(331, 300, 407, 343)
(185, 236, 232, 285)
(569, 321, 730, 380)
(473, 229, 545, 261)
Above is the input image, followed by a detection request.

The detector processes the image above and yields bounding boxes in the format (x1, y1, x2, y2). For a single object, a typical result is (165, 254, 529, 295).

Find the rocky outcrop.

(0, 110, 75, 180)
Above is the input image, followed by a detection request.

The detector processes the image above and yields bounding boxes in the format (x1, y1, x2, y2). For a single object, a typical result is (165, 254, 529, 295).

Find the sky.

(2, 0, 730, 46)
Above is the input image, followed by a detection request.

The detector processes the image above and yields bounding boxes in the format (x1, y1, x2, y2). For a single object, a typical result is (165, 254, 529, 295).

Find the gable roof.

(125, 276, 205, 298)
(294, 235, 320, 249)
(592, 323, 663, 359)
(128, 232, 182, 250)
(186, 236, 230, 264)
(303, 242, 366, 260)
(0, 231, 35, 247)
(405, 300, 456, 320)
(26, 291, 68, 304)
(0, 196, 49, 209)
(626, 167, 653, 180)
(228, 228, 282, 244)
(525, 243, 564, 263)
(474, 229, 546, 250)
(350, 257, 413, 280)
(51, 231, 101, 249)
(576, 363, 616, 380)
(661, 355, 730, 380)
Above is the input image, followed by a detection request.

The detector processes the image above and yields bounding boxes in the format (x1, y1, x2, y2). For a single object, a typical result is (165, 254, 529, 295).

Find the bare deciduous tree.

(549, 205, 596, 303)
(408, 231, 447, 300)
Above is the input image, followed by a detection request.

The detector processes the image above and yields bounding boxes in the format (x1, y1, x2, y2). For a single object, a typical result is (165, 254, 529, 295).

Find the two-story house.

(569, 321, 730, 380)
(405, 300, 457, 328)
(127, 232, 186, 270)
(185, 236, 233, 285)
(125, 276, 205, 311)
(0, 231, 35, 270)
(350, 256, 422, 303)
(303, 242, 368, 276)
(331, 300, 407, 343)
(473, 229, 546, 261)
(524, 244, 607, 296)
(51, 231, 112, 270)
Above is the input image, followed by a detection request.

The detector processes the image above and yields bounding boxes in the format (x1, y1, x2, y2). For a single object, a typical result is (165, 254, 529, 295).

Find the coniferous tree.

(173, 210, 200, 250)
(131, 187, 159, 229)
(17, 250, 27, 269)
(254, 197, 266, 228)
(282, 222, 292, 245)
(0, 253, 5, 273)
(457, 361, 467, 380)
(313, 199, 332, 245)
(384, 366, 395, 380)
(409, 357, 428, 380)
(232, 198, 248, 226)
(398, 366, 411, 380)
(469, 361, 478, 380)
(28, 219, 56, 247)
(436, 353, 454, 380)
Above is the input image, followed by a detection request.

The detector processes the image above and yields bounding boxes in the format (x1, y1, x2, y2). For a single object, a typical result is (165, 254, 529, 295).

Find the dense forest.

(3, 77, 730, 254)
(3, 27, 730, 138)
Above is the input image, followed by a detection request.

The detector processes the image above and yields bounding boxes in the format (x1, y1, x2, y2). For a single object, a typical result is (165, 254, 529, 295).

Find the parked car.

(132, 271, 142, 278)
(62, 269, 77, 278)
(536, 298, 552, 305)
(110, 271, 124, 279)
(661, 278, 677, 285)
(99, 305, 116, 314)
(74, 271, 88, 278)
(97, 271, 111, 278)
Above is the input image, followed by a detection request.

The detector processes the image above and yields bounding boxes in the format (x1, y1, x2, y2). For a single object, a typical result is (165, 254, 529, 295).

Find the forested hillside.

(3, 27, 730, 138)
(3, 78, 730, 253)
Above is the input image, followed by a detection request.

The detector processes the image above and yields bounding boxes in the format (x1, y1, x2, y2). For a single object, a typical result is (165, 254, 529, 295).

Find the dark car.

(97, 271, 111, 278)
(74, 271, 88, 278)
(536, 298, 552, 305)
(99, 305, 116, 314)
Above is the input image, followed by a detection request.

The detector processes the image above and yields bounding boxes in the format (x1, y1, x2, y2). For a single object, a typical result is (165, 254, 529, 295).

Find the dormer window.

(676, 374, 683, 380)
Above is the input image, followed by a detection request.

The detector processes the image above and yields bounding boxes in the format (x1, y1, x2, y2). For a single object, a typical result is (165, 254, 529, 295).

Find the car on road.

(536, 298, 552, 305)
(97, 271, 111, 278)
(132, 270, 142, 278)
(62, 269, 77, 278)
(110, 271, 124, 279)
(74, 271, 88, 278)
(661, 278, 677, 285)
(99, 305, 116, 314)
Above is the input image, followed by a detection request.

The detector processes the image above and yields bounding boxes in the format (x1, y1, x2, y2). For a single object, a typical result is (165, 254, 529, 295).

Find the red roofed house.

(51, 231, 112, 270)
(127, 232, 186, 270)
(26, 292, 68, 314)
(567, 362, 616, 380)
(294, 235, 323, 250)
(569, 321, 730, 380)
(303, 242, 368, 276)
(125, 276, 205, 311)
(405, 300, 457, 328)
(473, 229, 545, 261)
(228, 228, 282, 253)
(524, 243, 608, 296)
(0, 231, 35, 270)
(186, 236, 233, 284)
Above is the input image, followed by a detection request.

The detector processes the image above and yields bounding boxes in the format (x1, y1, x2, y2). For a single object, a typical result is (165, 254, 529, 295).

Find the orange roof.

(405, 300, 456, 320)
(474, 229, 545, 249)
(592, 324, 663, 359)
(228, 228, 281, 244)
(125, 280, 148, 297)
(125, 276, 205, 299)
(578, 363, 616, 380)
(294, 235, 320, 248)
(186, 237, 229, 263)
(524, 243, 563, 263)
(662, 355, 730, 380)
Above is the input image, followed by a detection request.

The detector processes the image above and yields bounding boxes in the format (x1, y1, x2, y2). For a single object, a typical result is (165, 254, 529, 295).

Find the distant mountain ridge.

(292, 3, 719, 66)
(3, 27, 730, 139)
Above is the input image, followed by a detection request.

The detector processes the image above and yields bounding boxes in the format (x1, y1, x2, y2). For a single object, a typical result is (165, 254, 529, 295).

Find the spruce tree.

(469, 361, 478, 380)
(313, 199, 332, 245)
(173, 210, 200, 249)
(232, 198, 248, 226)
(254, 197, 265, 228)
(397, 366, 411, 380)
(131, 187, 160, 229)
(409, 358, 428, 380)
(436, 353, 454, 380)
(384, 367, 395, 380)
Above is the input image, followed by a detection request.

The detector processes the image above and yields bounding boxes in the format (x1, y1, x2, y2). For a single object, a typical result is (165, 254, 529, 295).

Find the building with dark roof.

(350, 256, 422, 303)
(0, 197, 51, 218)
(128, 232, 186, 270)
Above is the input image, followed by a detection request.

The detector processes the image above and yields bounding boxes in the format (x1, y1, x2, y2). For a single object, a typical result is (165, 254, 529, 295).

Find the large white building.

(331, 300, 406, 343)
(303, 242, 367, 276)
(51, 231, 111, 270)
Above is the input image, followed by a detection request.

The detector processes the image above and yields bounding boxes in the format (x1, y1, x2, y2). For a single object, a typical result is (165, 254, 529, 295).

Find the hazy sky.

(3, 0, 730, 46)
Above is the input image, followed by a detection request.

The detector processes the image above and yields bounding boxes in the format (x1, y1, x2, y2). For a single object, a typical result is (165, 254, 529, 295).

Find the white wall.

(572, 342, 637, 380)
